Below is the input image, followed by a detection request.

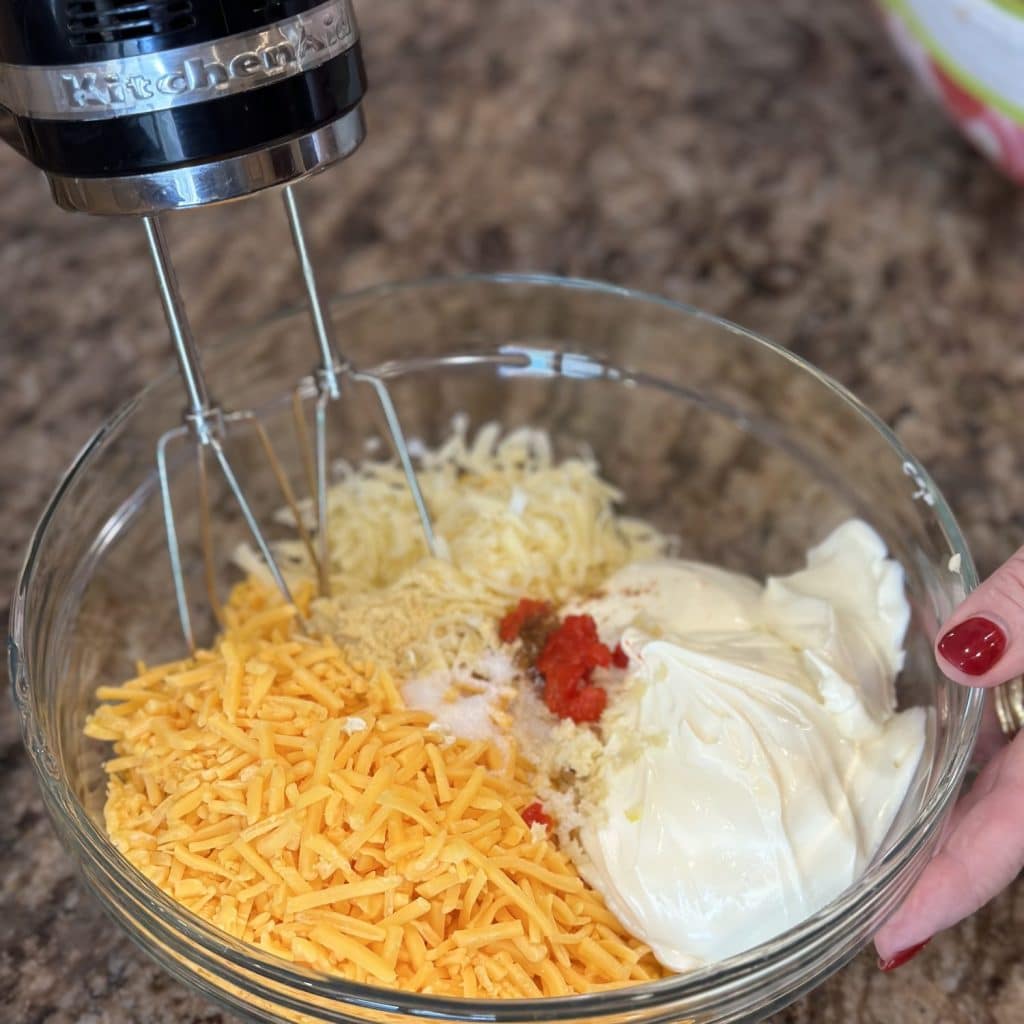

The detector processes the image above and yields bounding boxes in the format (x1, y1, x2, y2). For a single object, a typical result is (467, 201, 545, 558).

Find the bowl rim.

(9, 271, 985, 1021)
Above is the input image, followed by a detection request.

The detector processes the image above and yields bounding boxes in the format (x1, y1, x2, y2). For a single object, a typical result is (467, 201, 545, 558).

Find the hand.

(874, 550, 1024, 970)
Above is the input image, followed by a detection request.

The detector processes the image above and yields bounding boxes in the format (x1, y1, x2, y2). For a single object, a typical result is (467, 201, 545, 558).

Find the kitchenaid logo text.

(50, 2, 355, 114)
(61, 43, 305, 109)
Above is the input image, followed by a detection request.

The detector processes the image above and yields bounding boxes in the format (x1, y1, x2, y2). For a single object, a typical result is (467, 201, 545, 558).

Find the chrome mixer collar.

(1, 0, 437, 649)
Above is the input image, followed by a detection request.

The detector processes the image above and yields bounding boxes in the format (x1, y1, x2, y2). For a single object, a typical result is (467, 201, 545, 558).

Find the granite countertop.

(3, 1, 1024, 1020)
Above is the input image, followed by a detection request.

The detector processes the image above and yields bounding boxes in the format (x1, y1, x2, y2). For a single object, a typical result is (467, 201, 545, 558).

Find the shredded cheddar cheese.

(86, 581, 666, 997)
(239, 421, 666, 676)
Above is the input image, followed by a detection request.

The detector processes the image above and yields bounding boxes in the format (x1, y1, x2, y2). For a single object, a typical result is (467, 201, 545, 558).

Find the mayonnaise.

(564, 520, 927, 971)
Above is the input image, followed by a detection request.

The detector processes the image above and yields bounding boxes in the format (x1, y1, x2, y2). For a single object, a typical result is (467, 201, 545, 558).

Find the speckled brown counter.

(3, 1, 1024, 1021)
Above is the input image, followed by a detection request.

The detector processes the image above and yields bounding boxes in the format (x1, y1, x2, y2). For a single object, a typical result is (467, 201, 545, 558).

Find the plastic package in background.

(880, 0, 1024, 183)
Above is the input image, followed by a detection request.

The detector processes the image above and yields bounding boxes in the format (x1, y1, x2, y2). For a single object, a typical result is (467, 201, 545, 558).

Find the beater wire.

(143, 215, 298, 648)
(281, 185, 441, 576)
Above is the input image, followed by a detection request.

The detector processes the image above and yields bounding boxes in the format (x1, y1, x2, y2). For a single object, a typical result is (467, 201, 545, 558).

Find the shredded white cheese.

(240, 421, 666, 677)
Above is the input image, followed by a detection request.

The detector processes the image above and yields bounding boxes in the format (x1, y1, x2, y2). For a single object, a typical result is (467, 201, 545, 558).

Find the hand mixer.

(0, 0, 438, 650)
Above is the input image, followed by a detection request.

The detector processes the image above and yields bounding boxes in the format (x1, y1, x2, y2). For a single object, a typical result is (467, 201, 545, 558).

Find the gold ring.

(994, 678, 1024, 739)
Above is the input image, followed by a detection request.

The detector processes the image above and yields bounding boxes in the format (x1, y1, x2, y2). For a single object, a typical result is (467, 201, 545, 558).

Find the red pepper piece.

(612, 644, 629, 669)
(536, 614, 612, 723)
(537, 615, 611, 676)
(562, 684, 607, 724)
(499, 598, 551, 643)
(521, 801, 553, 828)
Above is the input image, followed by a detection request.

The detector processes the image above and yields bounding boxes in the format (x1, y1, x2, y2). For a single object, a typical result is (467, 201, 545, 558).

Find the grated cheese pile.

(246, 421, 666, 677)
(86, 581, 666, 997)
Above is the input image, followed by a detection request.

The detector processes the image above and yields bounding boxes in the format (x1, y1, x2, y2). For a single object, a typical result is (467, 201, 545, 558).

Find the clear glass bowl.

(9, 275, 983, 1024)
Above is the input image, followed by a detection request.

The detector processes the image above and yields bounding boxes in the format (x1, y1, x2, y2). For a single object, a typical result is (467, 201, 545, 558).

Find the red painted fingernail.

(938, 617, 1007, 676)
(878, 940, 930, 972)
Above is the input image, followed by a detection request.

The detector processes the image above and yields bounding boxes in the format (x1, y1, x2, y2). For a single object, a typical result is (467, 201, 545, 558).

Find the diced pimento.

(499, 598, 551, 643)
(536, 614, 612, 723)
(522, 801, 553, 829)
(559, 684, 607, 724)
(537, 615, 611, 677)
(499, 602, 614, 723)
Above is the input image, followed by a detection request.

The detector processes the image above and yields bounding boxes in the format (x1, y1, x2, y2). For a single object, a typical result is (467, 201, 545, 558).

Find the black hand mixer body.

(0, 0, 367, 213)
(0, 1, 438, 651)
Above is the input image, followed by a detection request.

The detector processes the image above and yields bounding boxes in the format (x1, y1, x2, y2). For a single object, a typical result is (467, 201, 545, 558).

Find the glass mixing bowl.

(9, 275, 982, 1024)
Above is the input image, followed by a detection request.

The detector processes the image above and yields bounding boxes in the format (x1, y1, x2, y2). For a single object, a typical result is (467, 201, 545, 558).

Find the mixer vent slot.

(68, 1, 196, 46)
(249, 2, 295, 20)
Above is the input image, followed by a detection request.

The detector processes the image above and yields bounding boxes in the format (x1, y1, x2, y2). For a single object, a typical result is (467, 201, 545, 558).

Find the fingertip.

(874, 913, 927, 963)
(935, 613, 1012, 688)
(877, 939, 930, 972)
(935, 546, 1024, 686)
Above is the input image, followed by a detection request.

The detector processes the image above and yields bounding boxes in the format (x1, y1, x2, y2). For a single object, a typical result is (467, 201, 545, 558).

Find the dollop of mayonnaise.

(569, 520, 927, 971)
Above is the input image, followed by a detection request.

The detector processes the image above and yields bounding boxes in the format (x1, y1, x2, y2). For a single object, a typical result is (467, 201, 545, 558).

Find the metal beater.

(0, 0, 436, 649)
